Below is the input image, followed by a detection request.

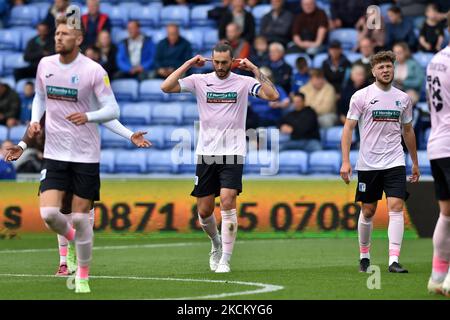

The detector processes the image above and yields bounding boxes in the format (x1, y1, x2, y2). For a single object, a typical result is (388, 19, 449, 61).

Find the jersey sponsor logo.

(372, 110, 400, 122)
(46, 85, 78, 102)
(358, 182, 366, 192)
(206, 92, 237, 103)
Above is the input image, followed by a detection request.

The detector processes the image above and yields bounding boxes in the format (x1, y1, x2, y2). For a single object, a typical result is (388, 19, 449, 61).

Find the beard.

(214, 65, 232, 79)
(55, 44, 75, 55)
(377, 73, 394, 86)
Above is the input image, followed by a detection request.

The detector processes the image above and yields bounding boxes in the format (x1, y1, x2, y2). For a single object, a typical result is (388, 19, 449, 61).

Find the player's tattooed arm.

(237, 59, 280, 101)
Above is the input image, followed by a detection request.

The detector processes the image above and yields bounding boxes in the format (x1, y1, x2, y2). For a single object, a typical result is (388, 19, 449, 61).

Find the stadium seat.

(2, 54, 29, 75)
(407, 151, 431, 175)
(163, 125, 195, 149)
(345, 51, 362, 64)
(424, 127, 431, 145)
(413, 52, 434, 69)
(115, 150, 147, 173)
(8, 125, 27, 144)
(151, 103, 183, 125)
(323, 126, 357, 149)
(143, 28, 166, 44)
(28, 2, 51, 20)
(160, 5, 190, 28)
(132, 125, 165, 149)
(20, 28, 37, 51)
(129, 5, 160, 28)
(100, 150, 116, 173)
(107, 5, 129, 27)
(180, 28, 204, 52)
(203, 29, 219, 50)
(0, 29, 22, 51)
(0, 56, 3, 76)
(15, 78, 35, 97)
(139, 79, 168, 101)
(284, 53, 312, 70)
(147, 149, 178, 173)
(111, 79, 139, 101)
(101, 126, 133, 149)
(308, 150, 341, 174)
(0, 77, 16, 89)
(252, 4, 272, 25)
(379, 3, 392, 20)
(329, 28, 358, 51)
(9, 5, 39, 27)
(245, 150, 278, 175)
(177, 150, 198, 174)
(182, 103, 199, 124)
(111, 28, 129, 45)
(190, 5, 215, 27)
(279, 151, 308, 174)
(120, 103, 152, 125)
(0, 125, 7, 142)
(313, 52, 328, 68)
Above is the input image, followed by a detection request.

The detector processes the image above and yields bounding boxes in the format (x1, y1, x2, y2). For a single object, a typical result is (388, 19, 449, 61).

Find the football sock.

(388, 211, 404, 265)
(358, 212, 373, 260)
(220, 209, 238, 265)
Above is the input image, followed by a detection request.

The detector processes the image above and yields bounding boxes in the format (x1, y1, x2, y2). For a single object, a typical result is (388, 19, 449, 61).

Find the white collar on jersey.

(57, 52, 81, 69)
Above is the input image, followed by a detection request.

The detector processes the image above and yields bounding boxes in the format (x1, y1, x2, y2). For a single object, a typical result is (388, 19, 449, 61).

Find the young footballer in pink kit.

(28, 14, 122, 293)
(161, 42, 279, 273)
(340, 51, 420, 274)
(425, 11, 450, 296)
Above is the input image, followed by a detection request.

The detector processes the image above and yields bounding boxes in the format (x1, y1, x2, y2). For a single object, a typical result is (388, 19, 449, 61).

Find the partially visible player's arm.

(161, 55, 207, 93)
(237, 58, 279, 101)
(7, 116, 45, 161)
(402, 122, 420, 182)
(28, 91, 46, 137)
(102, 119, 151, 148)
(340, 119, 358, 184)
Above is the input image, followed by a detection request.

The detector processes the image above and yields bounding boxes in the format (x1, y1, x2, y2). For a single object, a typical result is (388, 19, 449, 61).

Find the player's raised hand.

(27, 122, 41, 139)
(189, 55, 208, 68)
(131, 131, 152, 148)
(340, 161, 352, 184)
(409, 163, 420, 183)
(5, 145, 24, 162)
(236, 58, 257, 72)
(66, 112, 88, 126)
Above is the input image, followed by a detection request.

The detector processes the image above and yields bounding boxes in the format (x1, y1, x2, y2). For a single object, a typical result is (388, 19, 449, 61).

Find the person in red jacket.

(81, 0, 111, 48)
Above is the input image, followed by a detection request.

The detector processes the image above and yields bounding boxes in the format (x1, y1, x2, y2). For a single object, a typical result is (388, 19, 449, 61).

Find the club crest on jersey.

(372, 110, 400, 122)
(395, 100, 401, 107)
(71, 74, 79, 85)
(206, 92, 237, 103)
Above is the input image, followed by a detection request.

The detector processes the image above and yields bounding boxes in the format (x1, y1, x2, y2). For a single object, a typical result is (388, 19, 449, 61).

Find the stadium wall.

(0, 180, 438, 237)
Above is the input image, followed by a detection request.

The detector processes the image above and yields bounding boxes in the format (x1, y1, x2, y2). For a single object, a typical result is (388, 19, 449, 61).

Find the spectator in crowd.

(394, 0, 427, 28)
(300, 68, 337, 128)
(154, 24, 192, 79)
(219, 0, 256, 43)
(418, 3, 445, 53)
(337, 64, 367, 125)
(291, 56, 310, 95)
(322, 40, 351, 93)
(116, 21, 155, 80)
(355, 5, 385, 51)
(14, 23, 54, 82)
(385, 6, 416, 50)
(225, 23, 251, 72)
(290, 0, 328, 55)
(249, 35, 270, 68)
(329, 0, 373, 30)
(81, 0, 111, 49)
(85, 45, 101, 62)
(96, 30, 117, 78)
(163, 0, 208, 5)
(260, 0, 294, 47)
(249, 67, 290, 127)
(19, 82, 34, 124)
(267, 42, 292, 94)
(279, 92, 322, 152)
(208, 0, 231, 24)
(0, 82, 20, 128)
(43, 0, 71, 36)
(0, 140, 16, 180)
(393, 42, 424, 105)
(353, 37, 375, 84)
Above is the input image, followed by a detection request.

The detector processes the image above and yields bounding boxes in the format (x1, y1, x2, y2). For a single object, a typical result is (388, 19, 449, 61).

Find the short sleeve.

(247, 77, 262, 97)
(401, 96, 413, 124)
(93, 65, 114, 98)
(346, 92, 363, 120)
(178, 74, 198, 93)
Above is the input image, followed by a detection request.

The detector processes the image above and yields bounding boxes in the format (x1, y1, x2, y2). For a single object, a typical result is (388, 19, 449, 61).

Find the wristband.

(18, 141, 27, 151)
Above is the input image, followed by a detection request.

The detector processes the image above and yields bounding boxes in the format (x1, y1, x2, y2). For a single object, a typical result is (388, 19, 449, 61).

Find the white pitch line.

(0, 273, 284, 300)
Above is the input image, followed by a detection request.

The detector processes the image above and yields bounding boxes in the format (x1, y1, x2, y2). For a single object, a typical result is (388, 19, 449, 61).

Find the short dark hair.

(370, 50, 396, 68)
(293, 92, 305, 100)
(388, 6, 402, 15)
(213, 41, 233, 58)
(296, 56, 307, 68)
(25, 81, 34, 87)
(309, 68, 324, 78)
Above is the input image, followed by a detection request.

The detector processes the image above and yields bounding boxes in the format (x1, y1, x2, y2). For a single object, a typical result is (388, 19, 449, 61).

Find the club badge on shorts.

(359, 182, 366, 192)
(40, 169, 47, 181)
(194, 176, 199, 186)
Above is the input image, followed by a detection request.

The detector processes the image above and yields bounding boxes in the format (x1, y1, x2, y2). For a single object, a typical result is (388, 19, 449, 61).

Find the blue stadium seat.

(424, 127, 431, 145)
(323, 126, 356, 149)
(313, 52, 328, 68)
(284, 53, 312, 70)
(164, 125, 195, 149)
(413, 52, 434, 69)
(0, 29, 22, 51)
(0, 77, 16, 89)
(101, 126, 133, 149)
(379, 3, 392, 20)
(407, 151, 430, 175)
(245, 150, 278, 174)
(15, 78, 35, 97)
(20, 28, 37, 51)
(0, 125, 7, 142)
(8, 125, 27, 144)
(111, 28, 129, 44)
(180, 28, 204, 52)
(144, 28, 166, 44)
(252, 4, 272, 25)
(28, 2, 51, 20)
(147, 149, 178, 173)
(9, 5, 39, 27)
(190, 5, 215, 27)
(203, 28, 219, 49)
(2, 54, 29, 75)
(107, 5, 129, 27)
(139, 79, 168, 101)
(329, 28, 358, 51)
(182, 103, 199, 124)
(111, 79, 139, 101)
(100, 150, 116, 173)
(349, 150, 359, 170)
(279, 151, 308, 174)
(151, 103, 183, 125)
(120, 103, 152, 125)
(0, 56, 4, 76)
(160, 5, 190, 27)
(177, 150, 198, 174)
(115, 150, 147, 173)
(345, 51, 362, 64)
(132, 125, 165, 149)
(129, 5, 160, 28)
(308, 150, 341, 174)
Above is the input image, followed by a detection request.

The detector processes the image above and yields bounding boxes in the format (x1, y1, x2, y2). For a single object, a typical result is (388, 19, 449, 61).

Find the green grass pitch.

(0, 232, 447, 300)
